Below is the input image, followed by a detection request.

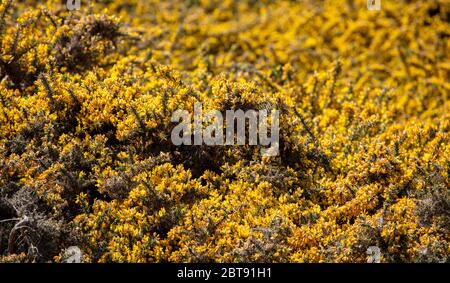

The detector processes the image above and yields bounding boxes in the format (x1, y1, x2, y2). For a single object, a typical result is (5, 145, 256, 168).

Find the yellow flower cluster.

(0, 0, 448, 262)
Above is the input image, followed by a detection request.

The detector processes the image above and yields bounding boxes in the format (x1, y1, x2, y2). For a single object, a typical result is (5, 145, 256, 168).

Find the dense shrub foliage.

(0, 0, 449, 262)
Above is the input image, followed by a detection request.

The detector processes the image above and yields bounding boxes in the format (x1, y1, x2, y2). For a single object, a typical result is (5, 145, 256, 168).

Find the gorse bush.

(0, 0, 449, 262)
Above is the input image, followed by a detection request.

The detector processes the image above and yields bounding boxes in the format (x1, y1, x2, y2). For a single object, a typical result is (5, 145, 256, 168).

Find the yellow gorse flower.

(0, 0, 448, 263)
